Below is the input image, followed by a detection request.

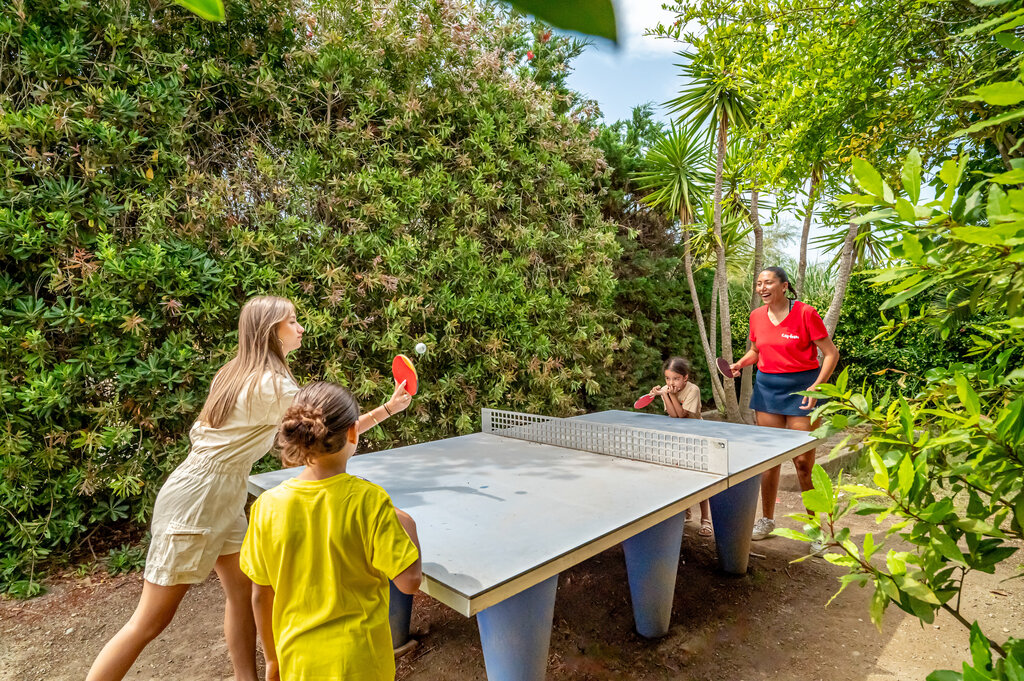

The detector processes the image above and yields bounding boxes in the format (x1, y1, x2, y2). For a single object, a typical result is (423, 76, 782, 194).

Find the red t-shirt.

(749, 300, 829, 374)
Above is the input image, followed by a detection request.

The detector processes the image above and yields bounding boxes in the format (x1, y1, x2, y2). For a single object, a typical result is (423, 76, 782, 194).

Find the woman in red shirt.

(727, 267, 839, 548)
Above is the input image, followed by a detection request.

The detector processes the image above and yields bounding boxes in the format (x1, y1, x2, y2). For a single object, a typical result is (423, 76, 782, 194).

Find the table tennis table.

(248, 409, 820, 681)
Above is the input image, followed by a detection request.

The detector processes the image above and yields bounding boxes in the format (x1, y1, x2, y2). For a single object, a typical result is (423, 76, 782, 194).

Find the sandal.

(685, 508, 693, 522)
(698, 518, 713, 537)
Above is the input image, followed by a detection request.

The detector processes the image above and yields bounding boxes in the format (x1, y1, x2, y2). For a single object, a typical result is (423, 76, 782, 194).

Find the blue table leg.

(476, 575, 558, 681)
(389, 581, 414, 648)
(709, 474, 762, 574)
(621, 511, 686, 638)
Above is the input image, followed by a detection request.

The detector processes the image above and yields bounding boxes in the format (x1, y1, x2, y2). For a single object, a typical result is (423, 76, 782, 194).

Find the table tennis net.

(482, 409, 728, 476)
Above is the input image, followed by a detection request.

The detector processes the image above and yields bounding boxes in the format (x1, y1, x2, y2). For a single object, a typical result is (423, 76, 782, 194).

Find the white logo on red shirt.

(781, 333, 800, 339)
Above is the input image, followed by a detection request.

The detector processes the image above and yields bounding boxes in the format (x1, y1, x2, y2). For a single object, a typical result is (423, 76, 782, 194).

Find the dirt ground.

(2, 482, 1022, 681)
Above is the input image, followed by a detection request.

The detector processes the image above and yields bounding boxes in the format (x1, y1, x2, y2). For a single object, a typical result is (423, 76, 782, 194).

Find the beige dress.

(144, 371, 300, 586)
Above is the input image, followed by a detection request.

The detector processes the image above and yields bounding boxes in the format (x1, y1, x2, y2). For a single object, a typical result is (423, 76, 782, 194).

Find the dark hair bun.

(280, 404, 329, 450)
(277, 381, 361, 467)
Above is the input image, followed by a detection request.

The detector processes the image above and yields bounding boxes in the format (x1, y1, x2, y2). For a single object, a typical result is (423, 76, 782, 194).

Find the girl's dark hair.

(278, 382, 360, 466)
(662, 356, 692, 378)
(760, 266, 798, 300)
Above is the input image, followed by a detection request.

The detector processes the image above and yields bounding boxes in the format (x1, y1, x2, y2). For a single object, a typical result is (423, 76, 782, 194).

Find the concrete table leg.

(621, 511, 686, 638)
(709, 474, 762, 574)
(389, 581, 414, 648)
(476, 575, 559, 681)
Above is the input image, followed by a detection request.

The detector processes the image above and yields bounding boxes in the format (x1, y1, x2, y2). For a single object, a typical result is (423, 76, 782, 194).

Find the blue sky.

(564, 1, 681, 125)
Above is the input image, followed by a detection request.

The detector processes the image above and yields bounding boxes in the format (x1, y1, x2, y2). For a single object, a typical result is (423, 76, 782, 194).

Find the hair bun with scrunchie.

(280, 404, 328, 451)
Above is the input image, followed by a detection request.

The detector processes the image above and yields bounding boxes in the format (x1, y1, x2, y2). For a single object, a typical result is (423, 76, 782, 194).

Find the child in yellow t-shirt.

(240, 381, 422, 681)
(646, 356, 712, 537)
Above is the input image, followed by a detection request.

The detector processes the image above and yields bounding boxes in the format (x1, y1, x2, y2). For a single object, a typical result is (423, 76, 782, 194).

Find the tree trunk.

(822, 217, 859, 337)
(709, 269, 718, 357)
(682, 226, 726, 410)
(712, 109, 740, 422)
(739, 187, 762, 424)
(797, 166, 821, 297)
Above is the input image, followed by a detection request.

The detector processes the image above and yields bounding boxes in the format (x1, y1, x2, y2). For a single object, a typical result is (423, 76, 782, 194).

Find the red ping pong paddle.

(716, 357, 737, 378)
(633, 393, 656, 409)
(392, 354, 418, 396)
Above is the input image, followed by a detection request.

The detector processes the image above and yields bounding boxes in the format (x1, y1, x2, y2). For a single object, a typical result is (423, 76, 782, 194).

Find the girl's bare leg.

(86, 580, 190, 681)
(215, 553, 259, 681)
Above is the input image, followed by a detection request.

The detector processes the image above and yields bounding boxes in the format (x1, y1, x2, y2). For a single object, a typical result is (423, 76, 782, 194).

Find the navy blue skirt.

(750, 368, 821, 416)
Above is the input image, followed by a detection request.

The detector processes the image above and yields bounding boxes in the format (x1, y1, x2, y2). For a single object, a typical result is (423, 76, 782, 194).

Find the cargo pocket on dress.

(164, 521, 211, 574)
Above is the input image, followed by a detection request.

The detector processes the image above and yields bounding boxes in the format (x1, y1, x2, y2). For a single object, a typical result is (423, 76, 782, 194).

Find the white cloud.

(614, 0, 683, 56)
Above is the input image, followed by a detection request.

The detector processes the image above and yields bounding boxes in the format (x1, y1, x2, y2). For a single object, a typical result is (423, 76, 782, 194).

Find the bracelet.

(383, 403, 392, 416)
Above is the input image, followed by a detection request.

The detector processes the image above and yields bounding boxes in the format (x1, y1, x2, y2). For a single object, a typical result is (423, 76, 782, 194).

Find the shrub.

(0, 0, 625, 594)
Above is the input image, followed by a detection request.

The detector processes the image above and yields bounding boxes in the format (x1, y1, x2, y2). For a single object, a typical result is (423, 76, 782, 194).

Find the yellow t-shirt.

(240, 473, 420, 681)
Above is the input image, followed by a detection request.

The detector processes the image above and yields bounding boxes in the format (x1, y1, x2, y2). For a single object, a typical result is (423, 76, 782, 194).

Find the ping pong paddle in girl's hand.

(716, 357, 737, 378)
(392, 354, 418, 396)
(633, 393, 657, 409)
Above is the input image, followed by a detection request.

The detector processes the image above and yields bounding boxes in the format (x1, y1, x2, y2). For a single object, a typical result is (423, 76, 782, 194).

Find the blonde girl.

(241, 381, 422, 681)
(647, 356, 712, 537)
(87, 296, 412, 681)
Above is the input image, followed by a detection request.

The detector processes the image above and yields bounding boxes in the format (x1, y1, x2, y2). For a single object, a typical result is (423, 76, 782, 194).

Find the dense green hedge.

(0, 0, 633, 594)
(830, 272, 973, 396)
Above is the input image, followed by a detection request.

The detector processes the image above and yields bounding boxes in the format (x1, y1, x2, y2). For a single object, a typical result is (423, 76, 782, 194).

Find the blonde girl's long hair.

(198, 296, 297, 429)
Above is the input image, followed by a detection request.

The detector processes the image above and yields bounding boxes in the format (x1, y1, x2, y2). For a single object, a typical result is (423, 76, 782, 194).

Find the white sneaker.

(751, 517, 775, 541)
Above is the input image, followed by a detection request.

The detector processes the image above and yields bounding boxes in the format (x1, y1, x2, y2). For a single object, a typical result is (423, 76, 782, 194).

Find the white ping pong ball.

(415, 343, 427, 355)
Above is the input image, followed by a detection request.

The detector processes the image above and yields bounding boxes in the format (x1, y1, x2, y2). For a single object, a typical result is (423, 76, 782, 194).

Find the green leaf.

(802, 489, 833, 514)
(902, 149, 922, 203)
(896, 575, 941, 604)
(852, 158, 888, 198)
(896, 198, 918, 223)
(996, 31, 1024, 51)
(811, 463, 833, 502)
(955, 107, 1024, 135)
(880, 277, 937, 309)
(969, 621, 993, 671)
(990, 167, 1024, 184)
(995, 398, 1024, 443)
(953, 518, 1001, 536)
(931, 528, 966, 563)
(988, 184, 1011, 217)
(853, 208, 896, 225)
(973, 80, 1024, 106)
(886, 550, 908, 574)
(174, 0, 225, 21)
(963, 7, 1024, 36)
(772, 527, 810, 542)
(955, 373, 981, 416)
(863, 531, 877, 559)
(962, 665, 994, 681)
(869, 587, 887, 630)
(926, 671, 963, 681)
(869, 449, 890, 490)
(504, 0, 617, 42)
(939, 159, 963, 188)
(842, 483, 888, 498)
(897, 454, 915, 496)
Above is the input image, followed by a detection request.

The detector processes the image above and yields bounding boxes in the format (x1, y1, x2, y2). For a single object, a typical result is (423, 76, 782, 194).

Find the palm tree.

(665, 52, 755, 422)
(633, 120, 736, 410)
(690, 198, 752, 384)
(797, 161, 824, 297)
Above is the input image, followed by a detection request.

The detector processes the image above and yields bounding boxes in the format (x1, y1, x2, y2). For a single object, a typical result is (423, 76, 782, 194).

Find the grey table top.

(247, 410, 819, 615)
